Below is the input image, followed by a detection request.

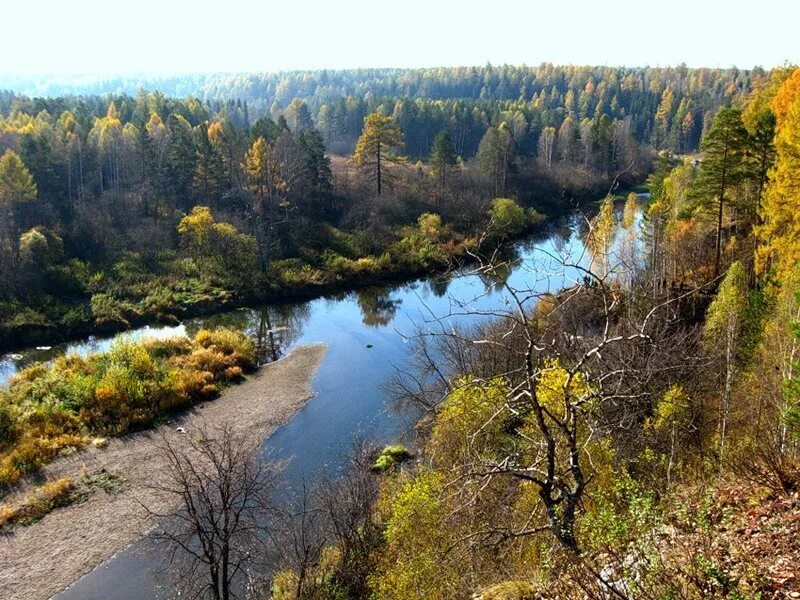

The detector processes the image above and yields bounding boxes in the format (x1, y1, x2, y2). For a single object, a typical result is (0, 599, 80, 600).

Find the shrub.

(194, 328, 257, 369)
(489, 198, 526, 239)
(372, 444, 414, 473)
(0, 402, 18, 451)
(90, 293, 142, 327)
(0, 477, 77, 529)
(143, 336, 193, 359)
(0, 425, 87, 486)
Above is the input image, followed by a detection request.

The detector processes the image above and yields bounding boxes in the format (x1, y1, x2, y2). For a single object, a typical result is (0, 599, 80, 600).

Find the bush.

(0, 402, 18, 451)
(0, 477, 77, 529)
(372, 445, 414, 473)
(194, 328, 257, 369)
(489, 198, 526, 239)
(90, 293, 142, 327)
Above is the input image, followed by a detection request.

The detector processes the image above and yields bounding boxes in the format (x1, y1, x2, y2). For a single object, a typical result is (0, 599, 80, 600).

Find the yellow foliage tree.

(772, 67, 800, 131)
(757, 81, 800, 281)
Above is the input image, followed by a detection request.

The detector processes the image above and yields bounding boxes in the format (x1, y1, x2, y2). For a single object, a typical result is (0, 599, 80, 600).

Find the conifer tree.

(353, 113, 405, 196)
(756, 84, 800, 281)
(748, 109, 777, 199)
(690, 107, 749, 277)
(429, 130, 457, 195)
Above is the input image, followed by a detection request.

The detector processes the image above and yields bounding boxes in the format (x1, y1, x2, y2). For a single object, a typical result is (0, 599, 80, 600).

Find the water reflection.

(355, 287, 403, 328)
(426, 274, 452, 298)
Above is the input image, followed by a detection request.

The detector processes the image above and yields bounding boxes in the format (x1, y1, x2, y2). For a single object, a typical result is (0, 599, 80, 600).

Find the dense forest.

(0, 65, 762, 350)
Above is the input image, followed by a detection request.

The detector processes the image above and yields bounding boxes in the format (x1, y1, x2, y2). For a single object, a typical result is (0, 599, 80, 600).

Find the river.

(0, 200, 644, 599)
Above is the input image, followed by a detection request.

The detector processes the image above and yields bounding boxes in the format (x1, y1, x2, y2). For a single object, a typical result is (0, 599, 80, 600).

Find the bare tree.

(143, 423, 284, 600)
(273, 480, 330, 599)
(315, 437, 383, 598)
(262, 438, 382, 600)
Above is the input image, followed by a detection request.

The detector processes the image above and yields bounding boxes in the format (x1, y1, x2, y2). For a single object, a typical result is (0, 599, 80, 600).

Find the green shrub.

(372, 445, 414, 473)
(60, 305, 91, 329)
(90, 293, 142, 327)
(0, 402, 18, 451)
(489, 198, 526, 239)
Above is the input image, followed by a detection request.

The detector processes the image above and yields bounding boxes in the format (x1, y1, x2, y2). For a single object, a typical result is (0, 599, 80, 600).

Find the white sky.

(4, 0, 797, 75)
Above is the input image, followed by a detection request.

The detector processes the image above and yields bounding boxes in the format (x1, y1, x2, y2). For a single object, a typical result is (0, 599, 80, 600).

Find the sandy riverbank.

(0, 343, 328, 600)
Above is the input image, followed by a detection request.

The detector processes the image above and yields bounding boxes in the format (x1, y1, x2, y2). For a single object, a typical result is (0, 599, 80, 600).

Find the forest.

(2, 60, 800, 599)
(255, 65, 800, 599)
(0, 65, 760, 349)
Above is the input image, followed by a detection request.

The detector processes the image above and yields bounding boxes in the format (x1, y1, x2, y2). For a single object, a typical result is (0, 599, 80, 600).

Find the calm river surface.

(0, 201, 643, 599)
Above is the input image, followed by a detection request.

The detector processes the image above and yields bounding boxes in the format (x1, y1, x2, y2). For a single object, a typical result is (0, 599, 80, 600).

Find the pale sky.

(4, 0, 797, 75)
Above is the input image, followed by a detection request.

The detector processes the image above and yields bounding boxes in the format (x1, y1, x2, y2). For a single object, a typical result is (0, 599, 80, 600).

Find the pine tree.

(297, 129, 333, 199)
(244, 137, 288, 275)
(167, 114, 198, 211)
(429, 130, 457, 195)
(690, 107, 749, 277)
(193, 122, 227, 206)
(353, 113, 405, 196)
(748, 109, 777, 199)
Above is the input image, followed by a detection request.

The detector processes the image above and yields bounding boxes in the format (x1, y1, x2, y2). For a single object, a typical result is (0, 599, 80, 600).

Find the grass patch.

(81, 468, 124, 494)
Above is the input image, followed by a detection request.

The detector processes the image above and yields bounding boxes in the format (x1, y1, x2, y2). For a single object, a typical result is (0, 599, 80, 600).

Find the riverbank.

(0, 182, 648, 355)
(0, 343, 327, 600)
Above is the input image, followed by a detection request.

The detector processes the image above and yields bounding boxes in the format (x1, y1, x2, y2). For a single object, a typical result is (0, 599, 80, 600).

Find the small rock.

(176, 427, 186, 434)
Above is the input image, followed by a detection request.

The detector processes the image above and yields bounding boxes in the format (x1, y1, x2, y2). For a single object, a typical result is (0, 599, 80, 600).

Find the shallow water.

(1, 201, 644, 599)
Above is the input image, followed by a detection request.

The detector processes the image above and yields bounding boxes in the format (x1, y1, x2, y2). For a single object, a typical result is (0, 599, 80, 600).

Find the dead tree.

(143, 422, 284, 600)
(273, 480, 330, 599)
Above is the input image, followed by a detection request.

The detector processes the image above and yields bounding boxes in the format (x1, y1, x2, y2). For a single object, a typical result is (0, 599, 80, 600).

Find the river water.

(0, 201, 644, 599)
